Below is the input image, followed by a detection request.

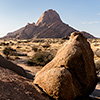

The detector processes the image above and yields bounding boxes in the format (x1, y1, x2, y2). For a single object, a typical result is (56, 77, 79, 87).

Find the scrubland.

(0, 38, 100, 75)
(0, 38, 100, 99)
(0, 38, 66, 76)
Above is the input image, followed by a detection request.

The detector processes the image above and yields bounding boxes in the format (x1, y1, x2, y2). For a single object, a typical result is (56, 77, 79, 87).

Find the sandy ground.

(11, 56, 42, 80)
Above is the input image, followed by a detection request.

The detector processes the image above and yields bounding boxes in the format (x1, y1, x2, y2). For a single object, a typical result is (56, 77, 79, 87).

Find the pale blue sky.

(0, 0, 100, 37)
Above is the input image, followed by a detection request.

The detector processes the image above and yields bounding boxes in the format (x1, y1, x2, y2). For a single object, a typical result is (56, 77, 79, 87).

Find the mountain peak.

(3, 9, 95, 39)
(36, 9, 62, 26)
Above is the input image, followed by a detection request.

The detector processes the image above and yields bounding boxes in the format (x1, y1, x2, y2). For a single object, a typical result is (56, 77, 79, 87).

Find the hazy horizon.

(0, 0, 100, 38)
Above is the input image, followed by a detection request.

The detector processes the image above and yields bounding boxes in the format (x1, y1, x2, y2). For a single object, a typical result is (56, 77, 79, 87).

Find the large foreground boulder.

(0, 67, 49, 100)
(33, 32, 97, 100)
(0, 55, 26, 77)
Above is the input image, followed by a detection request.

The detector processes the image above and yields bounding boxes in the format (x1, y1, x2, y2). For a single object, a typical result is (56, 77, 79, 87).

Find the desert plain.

(0, 38, 100, 99)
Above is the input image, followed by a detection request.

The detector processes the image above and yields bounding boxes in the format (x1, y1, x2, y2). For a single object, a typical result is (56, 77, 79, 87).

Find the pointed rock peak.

(27, 22, 35, 25)
(27, 23, 31, 25)
(36, 9, 62, 26)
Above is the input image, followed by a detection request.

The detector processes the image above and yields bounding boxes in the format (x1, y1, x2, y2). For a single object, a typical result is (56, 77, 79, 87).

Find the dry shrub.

(32, 39, 45, 43)
(3, 47, 17, 59)
(27, 51, 54, 66)
(32, 46, 38, 52)
(0, 42, 9, 46)
(42, 43, 50, 48)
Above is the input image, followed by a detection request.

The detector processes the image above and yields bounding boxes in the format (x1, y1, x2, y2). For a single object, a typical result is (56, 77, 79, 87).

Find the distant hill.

(3, 9, 95, 39)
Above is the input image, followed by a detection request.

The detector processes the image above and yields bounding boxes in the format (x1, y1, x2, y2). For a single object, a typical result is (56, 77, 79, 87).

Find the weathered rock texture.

(3, 9, 95, 39)
(95, 49, 100, 57)
(33, 32, 97, 100)
(0, 67, 49, 100)
(0, 55, 26, 77)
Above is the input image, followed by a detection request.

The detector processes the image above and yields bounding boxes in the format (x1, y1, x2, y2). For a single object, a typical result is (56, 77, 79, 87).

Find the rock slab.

(0, 55, 26, 77)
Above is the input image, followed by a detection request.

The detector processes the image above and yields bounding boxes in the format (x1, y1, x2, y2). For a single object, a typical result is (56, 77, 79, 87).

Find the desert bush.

(3, 47, 16, 59)
(32, 46, 38, 52)
(42, 43, 50, 48)
(38, 48, 41, 52)
(17, 41, 22, 43)
(17, 52, 27, 56)
(94, 43, 99, 46)
(59, 40, 65, 44)
(17, 46, 22, 48)
(27, 51, 54, 66)
(0, 42, 9, 46)
(32, 39, 45, 43)
(9, 42, 14, 45)
(22, 40, 31, 43)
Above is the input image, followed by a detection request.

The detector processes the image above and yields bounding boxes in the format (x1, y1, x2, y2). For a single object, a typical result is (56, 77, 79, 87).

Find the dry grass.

(0, 38, 100, 74)
(0, 38, 65, 55)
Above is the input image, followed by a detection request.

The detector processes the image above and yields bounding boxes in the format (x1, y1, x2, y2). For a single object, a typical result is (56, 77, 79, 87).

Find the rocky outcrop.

(0, 55, 26, 77)
(33, 32, 97, 100)
(36, 9, 62, 26)
(3, 9, 95, 39)
(81, 31, 95, 38)
(4, 27, 25, 38)
(0, 67, 49, 100)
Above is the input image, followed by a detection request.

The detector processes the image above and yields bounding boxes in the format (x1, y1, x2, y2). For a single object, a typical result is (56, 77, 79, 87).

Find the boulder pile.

(33, 32, 97, 100)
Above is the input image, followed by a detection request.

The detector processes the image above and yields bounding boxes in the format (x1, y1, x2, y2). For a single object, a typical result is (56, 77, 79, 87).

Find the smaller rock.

(95, 49, 100, 57)
(0, 55, 26, 77)
(34, 67, 76, 100)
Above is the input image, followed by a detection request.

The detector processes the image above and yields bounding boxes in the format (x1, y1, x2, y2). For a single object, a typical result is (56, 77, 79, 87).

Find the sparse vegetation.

(1, 38, 100, 70)
(42, 43, 50, 49)
(3, 47, 16, 59)
(17, 46, 22, 48)
(0, 42, 9, 46)
(27, 51, 54, 66)
(32, 39, 45, 43)
(32, 46, 38, 52)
